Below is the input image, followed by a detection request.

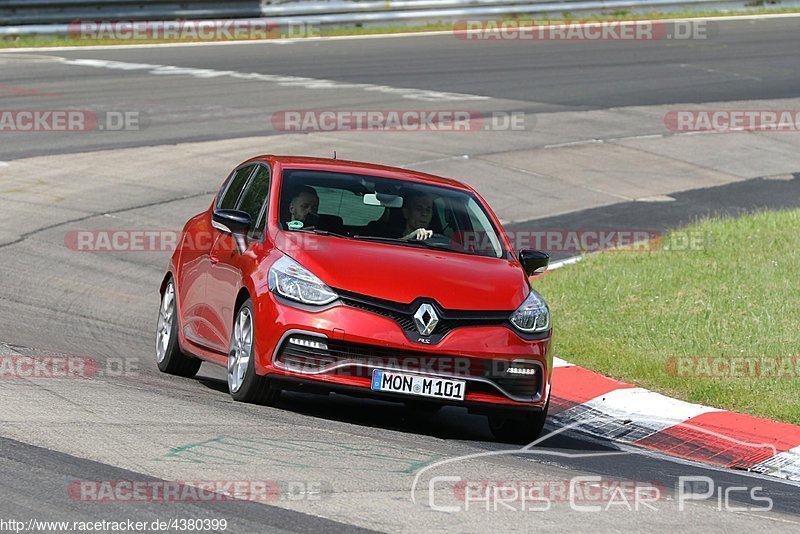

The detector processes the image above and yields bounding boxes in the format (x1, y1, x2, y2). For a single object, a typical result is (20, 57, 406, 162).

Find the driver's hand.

(404, 228, 433, 241)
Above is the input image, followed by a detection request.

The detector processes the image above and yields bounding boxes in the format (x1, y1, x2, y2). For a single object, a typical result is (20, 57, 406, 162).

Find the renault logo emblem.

(413, 303, 439, 336)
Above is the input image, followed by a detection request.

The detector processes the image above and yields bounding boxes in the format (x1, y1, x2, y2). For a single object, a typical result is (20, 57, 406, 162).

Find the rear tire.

(488, 400, 549, 444)
(155, 279, 202, 378)
(227, 299, 279, 405)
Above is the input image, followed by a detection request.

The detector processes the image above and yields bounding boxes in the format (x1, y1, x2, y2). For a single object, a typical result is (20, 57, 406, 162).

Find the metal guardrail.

(0, 0, 788, 35)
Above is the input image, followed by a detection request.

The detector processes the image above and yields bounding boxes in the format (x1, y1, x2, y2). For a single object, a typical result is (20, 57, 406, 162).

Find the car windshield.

(279, 169, 506, 258)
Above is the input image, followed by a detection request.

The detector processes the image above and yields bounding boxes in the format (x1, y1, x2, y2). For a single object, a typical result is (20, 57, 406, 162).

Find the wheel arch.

(159, 271, 174, 296)
(234, 286, 252, 316)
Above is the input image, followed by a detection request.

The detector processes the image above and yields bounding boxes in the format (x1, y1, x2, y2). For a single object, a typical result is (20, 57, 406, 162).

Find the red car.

(156, 155, 552, 442)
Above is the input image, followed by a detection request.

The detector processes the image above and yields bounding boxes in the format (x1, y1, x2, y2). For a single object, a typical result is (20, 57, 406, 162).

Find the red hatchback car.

(156, 155, 553, 442)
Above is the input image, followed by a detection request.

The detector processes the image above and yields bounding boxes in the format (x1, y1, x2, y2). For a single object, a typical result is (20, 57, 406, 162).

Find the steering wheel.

(425, 233, 451, 246)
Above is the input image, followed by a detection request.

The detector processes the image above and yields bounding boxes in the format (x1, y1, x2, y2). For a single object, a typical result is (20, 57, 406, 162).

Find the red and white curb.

(549, 357, 800, 482)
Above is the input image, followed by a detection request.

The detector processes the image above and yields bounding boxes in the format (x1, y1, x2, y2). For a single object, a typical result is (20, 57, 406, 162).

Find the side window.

(217, 165, 255, 210)
(237, 165, 271, 236)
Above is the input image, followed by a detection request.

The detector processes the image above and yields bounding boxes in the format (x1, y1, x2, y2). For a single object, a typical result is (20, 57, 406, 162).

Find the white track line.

(58, 57, 489, 102)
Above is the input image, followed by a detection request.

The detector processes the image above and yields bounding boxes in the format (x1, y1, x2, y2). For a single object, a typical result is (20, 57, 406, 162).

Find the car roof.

(246, 155, 474, 192)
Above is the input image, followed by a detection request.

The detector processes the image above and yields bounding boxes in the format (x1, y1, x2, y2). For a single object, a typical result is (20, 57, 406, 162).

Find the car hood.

(276, 232, 528, 310)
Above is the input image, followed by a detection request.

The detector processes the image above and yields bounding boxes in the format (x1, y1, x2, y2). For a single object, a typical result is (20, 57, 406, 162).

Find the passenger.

(287, 186, 320, 228)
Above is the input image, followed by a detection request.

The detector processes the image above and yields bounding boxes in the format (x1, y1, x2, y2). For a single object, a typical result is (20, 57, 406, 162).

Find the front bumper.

(253, 292, 552, 410)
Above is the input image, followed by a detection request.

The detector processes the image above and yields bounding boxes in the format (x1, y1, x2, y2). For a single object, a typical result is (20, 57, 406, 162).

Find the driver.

(287, 186, 320, 228)
(400, 191, 434, 241)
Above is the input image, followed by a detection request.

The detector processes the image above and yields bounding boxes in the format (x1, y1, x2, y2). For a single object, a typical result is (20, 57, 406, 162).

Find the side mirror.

(519, 249, 549, 276)
(212, 209, 251, 254)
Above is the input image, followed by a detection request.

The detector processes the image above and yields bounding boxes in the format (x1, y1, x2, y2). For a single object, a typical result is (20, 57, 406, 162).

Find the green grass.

(1, 7, 798, 49)
(533, 209, 800, 424)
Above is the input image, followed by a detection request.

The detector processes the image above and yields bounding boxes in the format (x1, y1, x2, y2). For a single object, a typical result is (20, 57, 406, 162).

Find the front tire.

(227, 299, 278, 405)
(155, 279, 202, 378)
(488, 400, 549, 444)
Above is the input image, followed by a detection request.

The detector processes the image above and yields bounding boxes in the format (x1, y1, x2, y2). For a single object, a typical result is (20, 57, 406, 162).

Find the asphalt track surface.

(2, 16, 800, 160)
(1, 15, 800, 533)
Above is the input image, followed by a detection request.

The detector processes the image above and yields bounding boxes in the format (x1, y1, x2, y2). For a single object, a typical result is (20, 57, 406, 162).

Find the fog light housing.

(507, 367, 537, 375)
(288, 336, 329, 351)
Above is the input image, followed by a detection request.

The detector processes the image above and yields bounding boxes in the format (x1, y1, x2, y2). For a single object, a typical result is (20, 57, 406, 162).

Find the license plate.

(371, 370, 465, 401)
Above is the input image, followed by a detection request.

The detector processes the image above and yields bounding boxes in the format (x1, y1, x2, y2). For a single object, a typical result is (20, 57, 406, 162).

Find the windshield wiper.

(290, 228, 350, 239)
(351, 235, 433, 248)
(406, 239, 474, 256)
(352, 235, 406, 244)
(352, 235, 472, 256)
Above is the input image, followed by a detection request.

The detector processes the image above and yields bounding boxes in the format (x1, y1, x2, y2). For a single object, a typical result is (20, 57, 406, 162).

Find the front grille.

(337, 289, 510, 339)
(275, 335, 541, 401)
(342, 299, 417, 331)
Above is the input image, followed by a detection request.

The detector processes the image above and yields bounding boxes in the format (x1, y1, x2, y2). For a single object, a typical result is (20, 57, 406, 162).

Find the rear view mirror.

(519, 249, 550, 276)
(364, 193, 403, 208)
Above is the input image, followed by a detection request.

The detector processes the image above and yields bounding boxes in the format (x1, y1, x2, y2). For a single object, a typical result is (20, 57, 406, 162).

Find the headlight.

(268, 255, 338, 306)
(509, 289, 550, 333)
